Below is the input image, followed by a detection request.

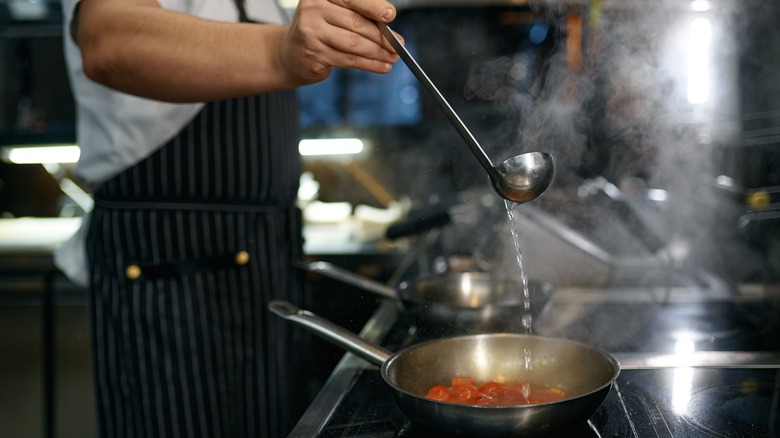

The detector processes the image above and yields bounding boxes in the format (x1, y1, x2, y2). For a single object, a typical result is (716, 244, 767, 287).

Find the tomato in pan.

(425, 376, 567, 406)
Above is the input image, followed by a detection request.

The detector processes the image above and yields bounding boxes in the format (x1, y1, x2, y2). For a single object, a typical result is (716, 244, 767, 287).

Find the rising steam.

(457, 0, 774, 288)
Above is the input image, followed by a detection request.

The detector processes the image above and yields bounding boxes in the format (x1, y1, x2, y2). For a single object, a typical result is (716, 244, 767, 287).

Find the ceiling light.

(2, 145, 81, 164)
(299, 138, 364, 156)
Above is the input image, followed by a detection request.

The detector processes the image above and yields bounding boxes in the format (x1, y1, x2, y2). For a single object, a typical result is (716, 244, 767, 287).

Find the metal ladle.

(378, 24, 555, 203)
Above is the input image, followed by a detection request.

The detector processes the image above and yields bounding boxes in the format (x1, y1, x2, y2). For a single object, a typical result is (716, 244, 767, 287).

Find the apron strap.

(234, 0, 256, 23)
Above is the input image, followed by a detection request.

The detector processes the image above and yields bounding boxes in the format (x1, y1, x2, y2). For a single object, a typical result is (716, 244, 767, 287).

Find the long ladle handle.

(378, 23, 497, 174)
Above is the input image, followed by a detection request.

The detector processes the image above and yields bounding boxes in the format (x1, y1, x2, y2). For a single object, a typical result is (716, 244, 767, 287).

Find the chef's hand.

(279, 0, 403, 85)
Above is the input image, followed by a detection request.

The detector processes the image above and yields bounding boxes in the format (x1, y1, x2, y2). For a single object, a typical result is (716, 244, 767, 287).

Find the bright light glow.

(674, 336, 696, 355)
(687, 18, 712, 104)
(716, 174, 737, 187)
(672, 367, 694, 414)
(298, 138, 364, 156)
(671, 335, 696, 414)
(278, 0, 299, 9)
(475, 341, 489, 374)
(691, 0, 711, 11)
(4, 145, 81, 164)
(458, 275, 479, 308)
(647, 189, 668, 202)
(8, 0, 48, 20)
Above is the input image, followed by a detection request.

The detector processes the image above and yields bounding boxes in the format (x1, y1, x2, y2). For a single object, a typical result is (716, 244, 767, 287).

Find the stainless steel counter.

(288, 299, 400, 437)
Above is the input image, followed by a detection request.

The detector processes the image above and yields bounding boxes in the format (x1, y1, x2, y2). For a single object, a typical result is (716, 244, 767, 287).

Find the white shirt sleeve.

(245, 0, 290, 24)
(55, 0, 291, 286)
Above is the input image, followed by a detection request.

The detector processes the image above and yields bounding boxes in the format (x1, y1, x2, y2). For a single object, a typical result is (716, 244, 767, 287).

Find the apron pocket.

(124, 250, 251, 280)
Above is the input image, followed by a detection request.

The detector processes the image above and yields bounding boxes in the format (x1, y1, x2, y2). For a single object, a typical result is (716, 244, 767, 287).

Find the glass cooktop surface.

(319, 367, 780, 438)
(302, 289, 780, 437)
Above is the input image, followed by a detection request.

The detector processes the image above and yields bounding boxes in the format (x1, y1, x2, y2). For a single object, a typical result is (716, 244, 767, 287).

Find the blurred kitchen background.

(2, 0, 780, 436)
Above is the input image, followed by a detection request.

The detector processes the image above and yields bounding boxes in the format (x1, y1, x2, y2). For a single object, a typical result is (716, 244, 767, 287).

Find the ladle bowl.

(379, 23, 555, 203)
(492, 152, 555, 203)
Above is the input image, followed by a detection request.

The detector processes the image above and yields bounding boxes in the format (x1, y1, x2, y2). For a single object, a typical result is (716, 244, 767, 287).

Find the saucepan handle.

(296, 260, 399, 301)
(268, 300, 393, 366)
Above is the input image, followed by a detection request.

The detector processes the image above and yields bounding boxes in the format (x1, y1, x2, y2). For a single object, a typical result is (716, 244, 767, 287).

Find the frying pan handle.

(268, 300, 393, 366)
(296, 260, 399, 301)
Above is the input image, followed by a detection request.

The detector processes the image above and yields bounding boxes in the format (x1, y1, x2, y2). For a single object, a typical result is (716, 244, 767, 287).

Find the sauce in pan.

(425, 376, 567, 406)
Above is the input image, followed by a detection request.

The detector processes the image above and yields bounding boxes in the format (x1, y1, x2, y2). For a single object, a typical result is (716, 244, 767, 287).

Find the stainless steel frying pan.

(300, 261, 554, 336)
(269, 300, 620, 436)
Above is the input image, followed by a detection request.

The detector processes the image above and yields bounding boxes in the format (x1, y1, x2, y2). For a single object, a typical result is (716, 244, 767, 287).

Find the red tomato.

(425, 385, 451, 402)
(424, 376, 567, 406)
(451, 383, 480, 404)
(478, 381, 505, 400)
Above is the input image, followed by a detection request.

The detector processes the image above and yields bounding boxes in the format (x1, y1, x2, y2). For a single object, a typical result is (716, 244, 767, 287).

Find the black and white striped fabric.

(85, 90, 310, 438)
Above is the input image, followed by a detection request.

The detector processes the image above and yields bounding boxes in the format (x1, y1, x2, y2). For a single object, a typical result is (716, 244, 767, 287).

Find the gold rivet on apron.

(745, 190, 770, 210)
(126, 264, 142, 280)
(235, 250, 250, 266)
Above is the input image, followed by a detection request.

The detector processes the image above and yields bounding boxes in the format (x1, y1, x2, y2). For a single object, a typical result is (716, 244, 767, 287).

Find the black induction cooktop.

(294, 289, 780, 437)
(318, 366, 780, 438)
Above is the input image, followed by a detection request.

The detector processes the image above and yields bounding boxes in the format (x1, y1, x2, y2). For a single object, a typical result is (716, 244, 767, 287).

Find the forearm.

(76, 1, 299, 103)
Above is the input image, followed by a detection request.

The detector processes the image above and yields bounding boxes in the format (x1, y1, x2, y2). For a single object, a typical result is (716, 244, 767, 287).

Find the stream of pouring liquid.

(505, 200, 534, 395)
(504, 199, 533, 334)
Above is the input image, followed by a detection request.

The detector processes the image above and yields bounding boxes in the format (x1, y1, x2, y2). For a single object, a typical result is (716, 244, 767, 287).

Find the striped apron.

(85, 91, 310, 438)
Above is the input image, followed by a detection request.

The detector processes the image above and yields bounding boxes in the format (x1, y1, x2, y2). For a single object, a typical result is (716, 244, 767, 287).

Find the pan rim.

(399, 274, 556, 289)
(397, 276, 557, 308)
